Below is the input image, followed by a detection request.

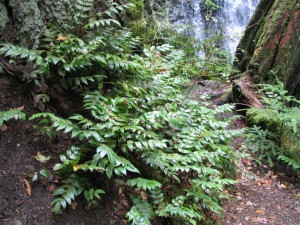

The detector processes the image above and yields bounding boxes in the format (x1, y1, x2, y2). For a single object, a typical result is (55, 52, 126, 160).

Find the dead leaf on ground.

(57, 35, 68, 41)
(118, 187, 123, 195)
(0, 124, 7, 131)
(24, 179, 31, 196)
(253, 217, 268, 224)
(256, 209, 265, 215)
(71, 202, 77, 210)
(280, 184, 288, 189)
(141, 191, 148, 200)
(34, 151, 51, 163)
(16, 105, 24, 111)
(246, 201, 255, 206)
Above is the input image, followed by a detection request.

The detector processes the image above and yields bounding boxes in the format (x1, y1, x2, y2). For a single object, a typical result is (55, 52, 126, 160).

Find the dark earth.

(1, 76, 300, 224)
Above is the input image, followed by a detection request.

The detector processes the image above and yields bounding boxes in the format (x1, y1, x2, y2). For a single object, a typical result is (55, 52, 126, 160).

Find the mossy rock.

(246, 108, 280, 132)
(247, 108, 300, 163)
(125, 0, 147, 37)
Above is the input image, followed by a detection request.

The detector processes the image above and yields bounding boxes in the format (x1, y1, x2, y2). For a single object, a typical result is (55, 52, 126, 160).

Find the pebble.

(14, 219, 22, 225)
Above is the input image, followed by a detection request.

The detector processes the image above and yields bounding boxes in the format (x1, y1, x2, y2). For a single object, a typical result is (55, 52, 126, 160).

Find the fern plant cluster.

(0, 1, 241, 224)
(244, 78, 300, 171)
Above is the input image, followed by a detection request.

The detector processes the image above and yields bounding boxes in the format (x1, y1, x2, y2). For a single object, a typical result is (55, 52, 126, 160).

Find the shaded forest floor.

(0, 76, 300, 225)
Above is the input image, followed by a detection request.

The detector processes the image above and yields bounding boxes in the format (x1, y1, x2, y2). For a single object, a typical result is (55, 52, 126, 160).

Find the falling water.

(167, 0, 260, 56)
(219, 0, 260, 55)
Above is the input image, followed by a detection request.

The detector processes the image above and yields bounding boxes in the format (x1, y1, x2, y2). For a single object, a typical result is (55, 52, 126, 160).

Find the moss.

(125, 0, 147, 37)
(246, 108, 280, 132)
(0, 3, 9, 34)
(247, 108, 300, 163)
(7, 0, 45, 48)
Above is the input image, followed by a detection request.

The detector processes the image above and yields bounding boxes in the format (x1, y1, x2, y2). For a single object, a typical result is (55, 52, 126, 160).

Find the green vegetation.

(244, 77, 300, 171)
(0, 0, 242, 224)
(0, 109, 26, 126)
(3, 0, 300, 224)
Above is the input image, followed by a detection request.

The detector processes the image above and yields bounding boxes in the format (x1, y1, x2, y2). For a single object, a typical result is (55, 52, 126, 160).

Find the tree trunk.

(0, 0, 143, 48)
(233, 0, 300, 98)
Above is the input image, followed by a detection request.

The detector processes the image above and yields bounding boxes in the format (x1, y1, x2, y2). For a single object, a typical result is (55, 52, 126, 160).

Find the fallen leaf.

(32, 172, 38, 182)
(246, 201, 255, 206)
(256, 209, 265, 215)
(24, 179, 31, 196)
(47, 184, 56, 192)
(71, 202, 77, 210)
(16, 105, 24, 111)
(34, 152, 51, 163)
(141, 191, 148, 200)
(120, 197, 129, 208)
(57, 35, 68, 41)
(280, 184, 287, 189)
(257, 217, 268, 223)
(0, 124, 7, 131)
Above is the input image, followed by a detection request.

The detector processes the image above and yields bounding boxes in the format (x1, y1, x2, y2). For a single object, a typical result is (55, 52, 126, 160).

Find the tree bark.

(233, 0, 300, 98)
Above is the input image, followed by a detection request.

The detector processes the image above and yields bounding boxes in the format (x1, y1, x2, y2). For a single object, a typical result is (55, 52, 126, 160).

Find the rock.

(14, 219, 23, 225)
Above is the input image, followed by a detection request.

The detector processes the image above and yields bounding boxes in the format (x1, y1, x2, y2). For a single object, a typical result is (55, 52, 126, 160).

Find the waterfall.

(167, 0, 260, 56)
(219, 0, 260, 55)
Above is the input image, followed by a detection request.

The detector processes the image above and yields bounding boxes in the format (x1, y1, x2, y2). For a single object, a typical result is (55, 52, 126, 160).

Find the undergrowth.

(243, 77, 300, 172)
(0, 0, 242, 224)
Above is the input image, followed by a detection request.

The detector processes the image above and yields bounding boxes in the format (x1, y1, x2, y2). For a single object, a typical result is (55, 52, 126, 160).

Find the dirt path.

(221, 156, 300, 225)
(193, 81, 300, 225)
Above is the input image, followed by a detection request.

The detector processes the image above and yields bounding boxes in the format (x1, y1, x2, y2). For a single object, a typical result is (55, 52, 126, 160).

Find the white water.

(220, 0, 260, 55)
(167, 0, 260, 56)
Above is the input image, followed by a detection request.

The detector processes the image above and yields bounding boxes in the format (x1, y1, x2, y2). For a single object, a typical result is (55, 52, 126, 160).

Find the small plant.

(242, 126, 280, 167)
(0, 109, 26, 126)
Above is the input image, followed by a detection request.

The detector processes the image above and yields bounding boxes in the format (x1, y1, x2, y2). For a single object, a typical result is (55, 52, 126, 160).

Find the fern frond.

(278, 155, 300, 170)
(126, 178, 162, 191)
(127, 195, 154, 225)
(0, 109, 26, 126)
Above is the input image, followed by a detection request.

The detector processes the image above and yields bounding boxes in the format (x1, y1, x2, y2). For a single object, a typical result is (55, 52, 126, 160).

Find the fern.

(127, 195, 154, 225)
(246, 77, 300, 170)
(0, 109, 26, 126)
(157, 196, 202, 225)
(126, 178, 162, 191)
(278, 155, 300, 171)
(1, 2, 242, 222)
